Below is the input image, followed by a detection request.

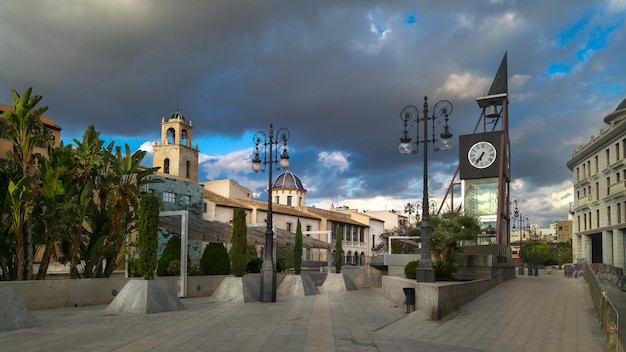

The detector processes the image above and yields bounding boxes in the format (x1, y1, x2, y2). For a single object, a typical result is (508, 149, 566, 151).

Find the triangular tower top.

(487, 52, 508, 95)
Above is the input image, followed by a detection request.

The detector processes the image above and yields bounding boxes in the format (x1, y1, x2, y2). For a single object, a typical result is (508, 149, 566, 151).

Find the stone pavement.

(0, 272, 608, 351)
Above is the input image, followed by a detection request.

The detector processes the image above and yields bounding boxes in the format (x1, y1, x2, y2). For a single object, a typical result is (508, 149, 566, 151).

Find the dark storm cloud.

(1, 0, 625, 227)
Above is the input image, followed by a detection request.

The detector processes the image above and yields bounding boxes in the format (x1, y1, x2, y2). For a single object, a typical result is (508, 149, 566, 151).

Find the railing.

(585, 263, 622, 352)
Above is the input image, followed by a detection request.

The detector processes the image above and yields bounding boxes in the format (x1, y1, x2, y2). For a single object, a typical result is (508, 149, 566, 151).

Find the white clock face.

(468, 141, 496, 169)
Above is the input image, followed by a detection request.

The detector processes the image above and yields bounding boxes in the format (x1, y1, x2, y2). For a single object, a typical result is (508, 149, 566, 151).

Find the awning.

(158, 215, 330, 250)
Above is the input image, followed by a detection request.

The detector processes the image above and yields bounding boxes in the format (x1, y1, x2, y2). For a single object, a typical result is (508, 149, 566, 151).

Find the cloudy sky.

(1, 1, 625, 228)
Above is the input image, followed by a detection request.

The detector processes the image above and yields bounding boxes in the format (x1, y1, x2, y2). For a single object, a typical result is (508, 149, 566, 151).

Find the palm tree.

(404, 202, 416, 225)
(0, 87, 51, 280)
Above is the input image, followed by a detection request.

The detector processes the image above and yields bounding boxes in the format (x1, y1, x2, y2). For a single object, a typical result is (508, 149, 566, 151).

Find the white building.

(567, 98, 626, 266)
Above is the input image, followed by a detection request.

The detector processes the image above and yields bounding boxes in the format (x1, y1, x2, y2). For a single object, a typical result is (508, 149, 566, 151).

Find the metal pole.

(260, 125, 277, 302)
(416, 97, 435, 282)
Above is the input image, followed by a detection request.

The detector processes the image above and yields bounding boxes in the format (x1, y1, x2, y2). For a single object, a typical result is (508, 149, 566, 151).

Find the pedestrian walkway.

(0, 273, 608, 351)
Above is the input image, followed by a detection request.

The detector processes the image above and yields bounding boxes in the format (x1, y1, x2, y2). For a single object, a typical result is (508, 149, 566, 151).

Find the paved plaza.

(0, 272, 609, 351)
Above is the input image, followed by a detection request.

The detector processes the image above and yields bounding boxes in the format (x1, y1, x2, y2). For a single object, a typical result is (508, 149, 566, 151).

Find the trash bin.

(403, 287, 415, 313)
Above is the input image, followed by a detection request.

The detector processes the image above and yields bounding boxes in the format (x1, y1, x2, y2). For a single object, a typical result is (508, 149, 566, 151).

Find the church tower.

(152, 110, 199, 182)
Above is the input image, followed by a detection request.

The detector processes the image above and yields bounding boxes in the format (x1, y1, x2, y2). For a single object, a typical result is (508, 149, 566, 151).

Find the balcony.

(574, 195, 592, 210)
(605, 180, 626, 200)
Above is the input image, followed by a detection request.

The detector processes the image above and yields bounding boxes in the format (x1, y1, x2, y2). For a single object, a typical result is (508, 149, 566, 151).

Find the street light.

(511, 197, 524, 275)
(252, 124, 290, 302)
(531, 225, 539, 276)
(523, 216, 532, 276)
(398, 96, 453, 282)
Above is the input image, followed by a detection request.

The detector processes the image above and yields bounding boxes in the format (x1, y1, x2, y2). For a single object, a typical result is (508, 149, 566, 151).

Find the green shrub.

(246, 257, 263, 273)
(276, 246, 294, 272)
(229, 209, 248, 277)
(434, 262, 458, 281)
(294, 220, 303, 275)
(404, 260, 419, 279)
(136, 192, 161, 280)
(334, 226, 342, 273)
(156, 235, 191, 277)
(200, 242, 231, 275)
(276, 257, 286, 272)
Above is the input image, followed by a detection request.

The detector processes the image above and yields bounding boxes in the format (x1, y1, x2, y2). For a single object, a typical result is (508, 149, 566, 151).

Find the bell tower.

(152, 110, 199, 182)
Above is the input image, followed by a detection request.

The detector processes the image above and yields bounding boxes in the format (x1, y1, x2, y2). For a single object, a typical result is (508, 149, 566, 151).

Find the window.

(607, 177, 611, 196)
(163, 191, 176, 203)
(186, 160, 191, 179)
(184, 195, 191, 205)
(287, 223, 292, 231)
(607, 149, 610, 166)
(616, 143, 621, 161)
(275, 196, 280, 204)
(287, 196, 292, 206)
(608, 206, 612, 226)
(306, 225, 311, 231)
(164, 159, 170, 174)
(618, 203, 622, 223)
(203, 203, 207, 213)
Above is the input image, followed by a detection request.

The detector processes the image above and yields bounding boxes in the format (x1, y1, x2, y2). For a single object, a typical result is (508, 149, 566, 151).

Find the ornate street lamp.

(511, 196, 524, 275)
(398, 96, 453, 282)
(252, 124, 290, 302)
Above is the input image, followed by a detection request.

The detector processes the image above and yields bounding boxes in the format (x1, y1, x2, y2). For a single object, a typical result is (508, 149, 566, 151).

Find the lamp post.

(523, 216, 532, 276)
(531, 225, 539, 276)
(399, 96, 453, 282)
(252, 124, 290, 302)
(511, 197, 523, 275)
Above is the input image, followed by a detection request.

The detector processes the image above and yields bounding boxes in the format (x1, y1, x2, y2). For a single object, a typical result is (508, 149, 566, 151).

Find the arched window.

(164, 158, 170, 174)
(167, 128, 176, 144)
(181, 129, 188, 146)
(186, 160, 191, 178)
(346, 251, 352, 265)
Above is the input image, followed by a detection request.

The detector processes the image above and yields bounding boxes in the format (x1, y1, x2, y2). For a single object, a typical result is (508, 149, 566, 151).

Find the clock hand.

(476, 152, 485, 162)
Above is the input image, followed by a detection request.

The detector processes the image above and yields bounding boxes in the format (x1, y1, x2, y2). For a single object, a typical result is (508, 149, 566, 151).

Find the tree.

(229, 208, 248, 277)
(0, 87, 51, 280)
(157, 235, 182, 276)
(404, 202, 416, 225)
(553, 240, 573, 269)
(34, 143, 76, 279)
(136, 193, 161, 280)
(428, 211, 481, 265)
(334, 226, 342, 273)
(294, 220, 303, 274)
(200, 243, 230, 275)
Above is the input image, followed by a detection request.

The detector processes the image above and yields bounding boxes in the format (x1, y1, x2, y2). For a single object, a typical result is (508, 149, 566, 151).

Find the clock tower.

(457, 53, 512, 245)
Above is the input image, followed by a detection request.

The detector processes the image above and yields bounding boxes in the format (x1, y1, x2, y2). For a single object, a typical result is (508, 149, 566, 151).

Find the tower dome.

(272, 170, 306, 190)
(603, 98, 626, 124)
(616, 98, 626, 112)
(169, 110, 185, 121)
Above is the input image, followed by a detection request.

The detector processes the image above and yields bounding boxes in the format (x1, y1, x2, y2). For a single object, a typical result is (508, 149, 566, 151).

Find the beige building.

(567, 98, 626, 266)
(0, 102, 62, 161)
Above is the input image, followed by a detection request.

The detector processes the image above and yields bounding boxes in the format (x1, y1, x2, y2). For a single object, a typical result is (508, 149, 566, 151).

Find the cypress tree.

(136, 192, 161, 280)
(294, 220, 303, 275)
(200, 243, 231, 275)
(229, 208, 248, 277)
(334, 225, 342, 274)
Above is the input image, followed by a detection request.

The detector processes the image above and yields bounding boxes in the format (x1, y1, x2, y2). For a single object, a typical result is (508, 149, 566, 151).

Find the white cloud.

(138, 140, 154, 153)
(318, 151, 350, 172)
(435, 72, 492, 99)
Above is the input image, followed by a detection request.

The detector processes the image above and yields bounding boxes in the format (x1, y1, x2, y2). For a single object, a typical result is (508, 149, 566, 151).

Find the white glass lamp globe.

(279, 157, 290, 169)
(252, 161, 262, 172)
(398, 142, 413, 155)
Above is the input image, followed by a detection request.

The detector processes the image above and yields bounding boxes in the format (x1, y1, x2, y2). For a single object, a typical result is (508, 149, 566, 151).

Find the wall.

(382, 276, 500, 320)
(1, 275, 229, 311)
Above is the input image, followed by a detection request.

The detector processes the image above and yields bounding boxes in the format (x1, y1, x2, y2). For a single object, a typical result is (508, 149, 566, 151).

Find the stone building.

(567, 98, 626, 266)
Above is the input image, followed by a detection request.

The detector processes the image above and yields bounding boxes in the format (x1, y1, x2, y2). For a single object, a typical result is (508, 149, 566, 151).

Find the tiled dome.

(169, 110, 185, 121)
(272, 170, 305, 190)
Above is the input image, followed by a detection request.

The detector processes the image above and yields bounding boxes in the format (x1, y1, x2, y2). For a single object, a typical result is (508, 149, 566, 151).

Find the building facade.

(567, 98, 626, 266)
